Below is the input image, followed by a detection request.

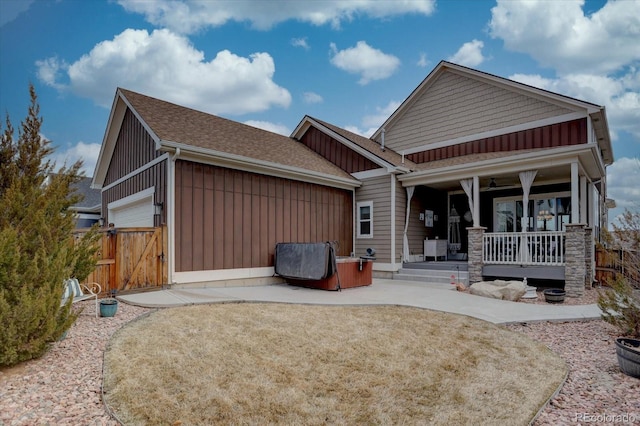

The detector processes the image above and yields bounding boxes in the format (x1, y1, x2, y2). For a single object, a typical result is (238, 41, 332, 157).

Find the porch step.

(394, 268, 469, 287)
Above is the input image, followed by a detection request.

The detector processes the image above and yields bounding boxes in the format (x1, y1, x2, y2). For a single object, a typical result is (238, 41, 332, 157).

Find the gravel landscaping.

(1, 294, 639, 425)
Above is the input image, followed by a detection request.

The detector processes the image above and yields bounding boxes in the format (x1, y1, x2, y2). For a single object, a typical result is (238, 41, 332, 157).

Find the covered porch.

(398, 148, 605, 296)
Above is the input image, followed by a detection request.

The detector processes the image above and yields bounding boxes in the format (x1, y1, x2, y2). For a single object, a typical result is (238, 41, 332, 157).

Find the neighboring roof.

(371, 60, 613, 166)
(93, 89, 360, 190)
(71, 176, 101, 211)
(291, 116, 417, 171)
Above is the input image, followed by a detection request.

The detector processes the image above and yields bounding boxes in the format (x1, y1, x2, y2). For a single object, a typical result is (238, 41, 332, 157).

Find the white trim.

(402, 112, 586, 155)
(372, 262, 401, 272)
(352, 189, 356, 255)
(390, 174, 396, 269)
(356, 201, 373, 239)
(161, 140, 361, 190)
(168, 154, 177, 284)
(102, 153, 169, 191)
(571, 162, 579, 223)
(397, 144, 596, 187)
(351, 168, 389, 180)
(107, 187, 155, 210)
(174, 267, 276, 284)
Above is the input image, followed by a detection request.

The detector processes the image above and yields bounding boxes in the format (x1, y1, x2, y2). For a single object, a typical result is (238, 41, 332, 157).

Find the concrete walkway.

(117, 279, 602, 325)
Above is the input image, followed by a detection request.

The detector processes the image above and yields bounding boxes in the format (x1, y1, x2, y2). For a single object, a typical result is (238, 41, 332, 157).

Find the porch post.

(564, 223, 586, 297)
(473, 176, 480, 227)
(571, 162, 579, 223)
(402, 186, 415, 262)
(467, 226, 486, 284)
(580, 176, 587, 223)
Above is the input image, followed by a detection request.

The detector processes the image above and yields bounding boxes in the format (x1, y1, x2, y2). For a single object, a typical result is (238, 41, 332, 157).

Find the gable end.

(300, 126, 380, 173)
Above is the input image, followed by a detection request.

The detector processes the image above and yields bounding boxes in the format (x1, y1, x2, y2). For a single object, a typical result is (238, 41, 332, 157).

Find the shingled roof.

(119, 89, 356, 182)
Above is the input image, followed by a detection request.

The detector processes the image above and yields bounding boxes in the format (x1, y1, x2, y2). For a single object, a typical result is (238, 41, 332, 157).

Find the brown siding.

(102, 161, 167, 226)
(175, 161, 353, 272)
(407, 118, 587, 164)
(104, 109, 162, 185)
(300, 127, 379, 173)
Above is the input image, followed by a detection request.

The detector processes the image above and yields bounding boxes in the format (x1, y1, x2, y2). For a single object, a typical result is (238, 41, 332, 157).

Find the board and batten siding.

(355, 174, 395, 264)
(300, 126, 379, 173)
(104, 109, 163, 186)
(383, 71, 574, 153)
(174, 161, 353, 272)
(407, 118, 587, 164)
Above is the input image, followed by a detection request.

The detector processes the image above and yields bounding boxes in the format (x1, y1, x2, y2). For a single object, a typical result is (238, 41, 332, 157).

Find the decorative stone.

(469, 279, 526, 301)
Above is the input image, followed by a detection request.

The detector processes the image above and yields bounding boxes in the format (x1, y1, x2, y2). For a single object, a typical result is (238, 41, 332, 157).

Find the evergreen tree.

(0, 85, 99, 366)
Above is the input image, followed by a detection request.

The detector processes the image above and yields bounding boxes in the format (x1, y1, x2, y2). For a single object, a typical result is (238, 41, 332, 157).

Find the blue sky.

(1, 0, 638, 225)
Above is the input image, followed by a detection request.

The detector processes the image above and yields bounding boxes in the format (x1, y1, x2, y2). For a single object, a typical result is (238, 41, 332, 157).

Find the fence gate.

(81, 226, 168, 295)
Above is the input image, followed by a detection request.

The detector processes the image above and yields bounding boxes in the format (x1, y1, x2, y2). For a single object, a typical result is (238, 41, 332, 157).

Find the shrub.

(0, 85, 99, 366)
(597, 207, 640, 338)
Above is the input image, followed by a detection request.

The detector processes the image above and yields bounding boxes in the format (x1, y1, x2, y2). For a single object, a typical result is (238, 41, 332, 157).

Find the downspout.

(390, 173, 396, 271)
(168, 147, 180, 286)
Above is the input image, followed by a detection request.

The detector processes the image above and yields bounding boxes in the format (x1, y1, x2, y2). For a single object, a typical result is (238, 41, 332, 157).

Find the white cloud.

(607, 156, 640, 226)
(362, 100, 401, 129)
(291, 37, 309, 50)
(329, 41, 400, 85)
(417, 52, 429, 68)
(489, 0, 640, 74)
(243, 120, 291, 136)
(343, 125, 376, 138)
(50, 141, 102, 177)
(117, 0, 436, 33)
(302, 91, 323, 104)
(345, 100, 402, 137)
(36, 28, 291, 115)
(447, 39, 486, 68)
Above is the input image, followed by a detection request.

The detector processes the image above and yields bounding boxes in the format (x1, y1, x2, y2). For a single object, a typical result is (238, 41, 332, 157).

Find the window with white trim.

(357, 201, 373, 238)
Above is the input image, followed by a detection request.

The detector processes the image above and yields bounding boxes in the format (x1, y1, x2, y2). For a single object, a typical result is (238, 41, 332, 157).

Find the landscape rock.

(470, 279, 526, 301)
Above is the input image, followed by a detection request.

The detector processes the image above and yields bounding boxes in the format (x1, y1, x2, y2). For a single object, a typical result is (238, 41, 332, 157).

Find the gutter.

(160, 140, 362, 190)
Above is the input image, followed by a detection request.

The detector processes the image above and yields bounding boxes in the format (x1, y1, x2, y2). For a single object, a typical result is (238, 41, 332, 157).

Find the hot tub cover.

(274, 242, 336, 280)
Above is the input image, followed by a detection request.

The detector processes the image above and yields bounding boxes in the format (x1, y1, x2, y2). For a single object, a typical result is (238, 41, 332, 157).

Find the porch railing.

(483, 231, 566, 266)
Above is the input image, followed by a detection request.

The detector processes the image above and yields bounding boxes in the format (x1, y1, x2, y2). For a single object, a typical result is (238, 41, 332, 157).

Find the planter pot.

(615, 338, 640, 379)
(543, 288, 566, 303)
(100, 299, 118, 317)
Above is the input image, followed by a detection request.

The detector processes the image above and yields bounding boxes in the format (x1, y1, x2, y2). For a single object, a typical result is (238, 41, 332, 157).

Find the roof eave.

(161, 140, 362, 190)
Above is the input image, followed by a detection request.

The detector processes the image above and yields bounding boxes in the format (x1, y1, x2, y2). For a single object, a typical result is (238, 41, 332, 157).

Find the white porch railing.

(483, 231, 566, 266)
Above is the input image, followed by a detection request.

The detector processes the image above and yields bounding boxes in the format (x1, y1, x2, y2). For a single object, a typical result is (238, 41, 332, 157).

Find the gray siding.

(355, 175, 392, 263)
(383, 71, 573, 153)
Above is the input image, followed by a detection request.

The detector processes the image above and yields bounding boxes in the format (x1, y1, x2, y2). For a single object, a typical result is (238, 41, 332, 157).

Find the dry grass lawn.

(103, 303, 566, 425)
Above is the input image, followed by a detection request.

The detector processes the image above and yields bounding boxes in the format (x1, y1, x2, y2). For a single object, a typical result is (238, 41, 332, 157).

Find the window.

(357, 201, 373, 238)
(494, 193, 571, 232)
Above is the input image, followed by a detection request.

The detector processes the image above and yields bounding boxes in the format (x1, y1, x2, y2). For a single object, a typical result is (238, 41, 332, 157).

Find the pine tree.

(0, 85, 99, 366)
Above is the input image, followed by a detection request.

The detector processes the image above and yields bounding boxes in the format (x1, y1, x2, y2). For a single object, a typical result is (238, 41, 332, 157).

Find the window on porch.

(494, 194, 571, 233)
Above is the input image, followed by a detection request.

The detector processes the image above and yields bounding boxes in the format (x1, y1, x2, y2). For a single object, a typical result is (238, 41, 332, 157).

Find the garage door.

(108, 189, 154, 227)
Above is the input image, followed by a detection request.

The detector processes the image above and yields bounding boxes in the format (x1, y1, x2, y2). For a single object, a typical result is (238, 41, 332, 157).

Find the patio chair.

(61, 278, 101, 318)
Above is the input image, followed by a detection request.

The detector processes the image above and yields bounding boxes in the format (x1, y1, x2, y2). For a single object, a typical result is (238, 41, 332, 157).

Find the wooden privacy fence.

(75, 226, 168, 295)
(596, 247, 639, 287)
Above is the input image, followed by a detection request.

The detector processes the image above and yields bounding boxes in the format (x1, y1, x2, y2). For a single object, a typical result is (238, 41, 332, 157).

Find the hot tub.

(287, 257, 373, 291)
